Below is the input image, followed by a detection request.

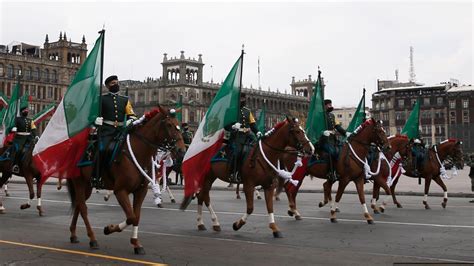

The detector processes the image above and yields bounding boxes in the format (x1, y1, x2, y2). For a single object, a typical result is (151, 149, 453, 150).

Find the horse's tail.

(66, 179, 76, 210)
(179, 195, 193, 210)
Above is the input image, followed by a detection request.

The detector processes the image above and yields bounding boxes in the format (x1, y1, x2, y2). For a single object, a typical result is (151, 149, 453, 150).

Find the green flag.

(0, 91, 8, 108)
(257, 104, 266, 133)
(3, 81, 21, 134)
(33, 103, 56, 124)
(401, 99, 421, 139)
(203, 55, 242, 137)
(346, 89, 366, 133)
(175, 95, 183, 123)
(305, 70, 326, 144)
(20, 92, 31, 111)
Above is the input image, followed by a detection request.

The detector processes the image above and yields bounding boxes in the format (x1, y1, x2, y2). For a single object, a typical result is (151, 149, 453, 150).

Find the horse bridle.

(132, 115, 180, 152)
(262, 121, 310, 156)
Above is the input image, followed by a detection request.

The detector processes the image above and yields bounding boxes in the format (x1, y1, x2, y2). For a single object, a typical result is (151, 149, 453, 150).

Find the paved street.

(1, 177, 473, 265)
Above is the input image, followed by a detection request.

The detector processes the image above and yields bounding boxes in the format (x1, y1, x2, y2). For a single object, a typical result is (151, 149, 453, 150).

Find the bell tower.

(161, 51, 204, 86)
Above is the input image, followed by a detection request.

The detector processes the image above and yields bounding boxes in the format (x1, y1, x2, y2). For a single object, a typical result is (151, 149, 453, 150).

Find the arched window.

(43, 69, 49, 81)
(25, 67, 32, 80)
(52, 70, 57, 82)
(7, 64, 14, 78)
(33, 67, 40, 80)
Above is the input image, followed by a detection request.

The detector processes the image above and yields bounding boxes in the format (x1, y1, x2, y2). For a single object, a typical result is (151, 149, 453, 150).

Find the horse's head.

(439, 139, 464, 170)
(388, 134, 410, 157)
(146, 106, 186, 154)
(351, 118, 389, 150)
(284, 116, 315, 155)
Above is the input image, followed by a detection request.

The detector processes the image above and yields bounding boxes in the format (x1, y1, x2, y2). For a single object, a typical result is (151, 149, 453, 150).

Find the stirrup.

(12, 165, 20, 174)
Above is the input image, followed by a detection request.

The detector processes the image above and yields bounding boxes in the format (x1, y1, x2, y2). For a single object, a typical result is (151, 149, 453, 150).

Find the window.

(348, 113, 352, 118)
(450, 111, 456, 124)
(398, 99, 405, 108)
(47, 87, 53, 98)
(7, 64, 14, 78)
(382, 112, 389, 121)
(424, 97, 430, 106)
(380, 102, 385, 110)
(396, 111, 405, 121)
(437, 97, 443, 106)
(449, 100, 456, 109)
(0, 64, 4, 76)
(463, 110, 469, 124)
(30, 85, 36, 96)
(337, 114, 342, 118)
(29, 103, 36, 114)
(463, 100, 469, 108)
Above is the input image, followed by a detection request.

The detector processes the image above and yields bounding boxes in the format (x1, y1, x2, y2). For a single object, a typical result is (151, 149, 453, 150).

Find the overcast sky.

(1, 1, 472, 106)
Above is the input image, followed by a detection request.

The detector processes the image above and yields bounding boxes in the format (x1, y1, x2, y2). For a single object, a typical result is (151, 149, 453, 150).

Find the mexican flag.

(33, 103, 56, 124)
(33, 32, 103, 183)
(182, 54, 242, 197)
(305, 70, 326, 144)
(401, 99, 420, 139)
(0, 81, 20, 148)
(0, 91, 8, 108)
(346, 89, 366, 133)
(257, 103, 266, 133)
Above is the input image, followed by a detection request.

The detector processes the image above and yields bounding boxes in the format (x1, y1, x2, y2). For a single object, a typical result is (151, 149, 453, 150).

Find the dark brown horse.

(180, 117, 314, 237)
(0, 142, 44, 215)
(329, 118, 389, 224)
(67, 106, 185, 254)
(388, 139, 464, 209)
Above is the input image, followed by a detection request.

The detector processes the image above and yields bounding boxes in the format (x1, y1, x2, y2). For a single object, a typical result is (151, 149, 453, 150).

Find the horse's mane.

(145, 108, 161, 120)
(440, 138, 458, 144)
(352, 118, 375, 136)
(388, 134, 408, 140)
(264, 120, 287, 137)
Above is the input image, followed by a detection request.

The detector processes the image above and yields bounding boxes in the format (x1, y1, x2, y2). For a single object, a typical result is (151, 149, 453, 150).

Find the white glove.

(232, 122, 242, 130)
(256, 132, 263, 138)
(346, 132, 352, 138)
(35, 136, 40, 141)
(11, 127, 17, 132)
(126, 119, 134, 127)
(323, 130, 332, 137)
(414, 139, 421, 144)
(94, 117, 103, 126)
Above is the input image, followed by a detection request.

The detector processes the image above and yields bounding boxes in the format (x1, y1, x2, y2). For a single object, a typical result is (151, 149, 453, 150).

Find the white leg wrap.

(4, 185, 7, 190)
(371, 198, 376, 205)
(119, 220, 129, 230)
(27, 199, 31, 205)
(132, 226, 138, 239)
(167, 186, 175, 200)
(423, 194, 428, 202)
(330, 200, 335, 211)
(207, 204, 219, 225)
(197, 204, 203, 224)
(241, 213, 249, 222)
(37, 198, 42, 206)
(0, 205, 5, 211)
(294, 210, 301, 216)
(444, 192, 448, 199)
(268, 213, 275, 224)
(362, 203, 369, 213)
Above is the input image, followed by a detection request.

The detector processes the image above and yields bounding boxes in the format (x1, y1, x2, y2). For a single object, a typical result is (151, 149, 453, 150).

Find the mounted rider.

(10, 105, 38, 174)
(181, 122, 193, 149)
(408, 130, 425, 176)
(223, 92, 262, 183)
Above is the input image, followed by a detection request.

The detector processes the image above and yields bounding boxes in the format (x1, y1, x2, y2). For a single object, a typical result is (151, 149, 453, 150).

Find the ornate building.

(125, 52, 312, 133)
(447, 85, 474, 153)
(0, 32, 87, 132)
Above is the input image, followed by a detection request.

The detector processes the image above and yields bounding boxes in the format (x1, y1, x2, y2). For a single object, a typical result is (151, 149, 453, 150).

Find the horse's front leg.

(433, 175, 448, 208)
(35, 174, 44, 216)
(20, 174, 35, 210)
(423, 176, 432, 209)
(233, 182, 254, 231)
(104, 189, 134, 237)
(264, 185, 282, 238)
(355, 177, 374, 224)
(129, 185, 148, 255)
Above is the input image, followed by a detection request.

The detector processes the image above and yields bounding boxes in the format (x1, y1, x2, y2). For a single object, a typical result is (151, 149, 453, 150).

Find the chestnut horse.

(180, 117, 314, 237)
(67, 106, 185, 254)
(328, 118, 389, 224)
(388, 139, 464, 209)
(0, 143, 44, 215)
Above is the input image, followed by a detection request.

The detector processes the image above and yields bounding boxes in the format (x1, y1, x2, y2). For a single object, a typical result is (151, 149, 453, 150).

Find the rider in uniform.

(11, 105, 37, 174)
(409, 131, 425, 176)
(181, 122, 193, 149)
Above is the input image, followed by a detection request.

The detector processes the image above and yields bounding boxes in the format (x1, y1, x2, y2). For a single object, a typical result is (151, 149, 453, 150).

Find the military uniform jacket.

(101, 92, 136, 128)
(325, 112, 346, 136)
(182, 131, 193, 145)
(239, 107, 256, 127)
(15, 116, 36, 134)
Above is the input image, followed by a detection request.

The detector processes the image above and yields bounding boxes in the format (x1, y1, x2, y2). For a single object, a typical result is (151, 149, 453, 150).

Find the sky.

(1, 1, 472, 107)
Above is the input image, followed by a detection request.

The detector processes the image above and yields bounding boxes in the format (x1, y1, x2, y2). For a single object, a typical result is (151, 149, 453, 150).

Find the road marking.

(0, 239, 165, 265)
(5, 196, 474, 229)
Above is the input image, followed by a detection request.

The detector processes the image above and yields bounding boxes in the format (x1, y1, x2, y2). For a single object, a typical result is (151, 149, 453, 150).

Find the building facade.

(446, 85, 474, 153)
(125, 52, 311, 133)
(0, 32, 87, 132)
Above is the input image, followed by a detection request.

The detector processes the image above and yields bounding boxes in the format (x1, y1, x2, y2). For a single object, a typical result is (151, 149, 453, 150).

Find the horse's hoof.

(57, 187, 61, 191)
(104, 196, 109, 201)
(335, 207, 340, 213)
(89, 240, 99, 249)
(275, 197, 280, 201)
(318, 202, 325, 208)
(273, 231, 283, 238)
(213, 225, 221, 232)
(232, 220, 245, 231)
(287, 210, 294, 217)
(134, 246, 146, 255)
(103, 226, 111, 235)
(367, 219, 375, 225)
(396, 203, 403, 208)
(295, 215, 302, 221)
(5, 192, 10, 197)
(197, 224, 206, 231)
(171, 199, 176, 203)
(425, 205, 431, 210)
(373, 209, 380, 214)
(70, 236, 79, 243)
(0, 209, 5, 214)
(380, 206, 386, 213)
(236, 195, 241, 199)
(20, 204, 30, 210)
(37, 206, 44, 216)
(441, 202, 447, 209)
(257, 196, 262, 200)
(157, 203, 163, 208)
(330, 218, 337, 223)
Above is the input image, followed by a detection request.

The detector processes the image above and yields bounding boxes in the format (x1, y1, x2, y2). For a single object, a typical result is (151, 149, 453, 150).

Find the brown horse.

(329, 118, 389, 224)
(388, 139, 464, 209)
(180, 117, 314, 238)
(0, 142, 44, 215)
(67, 106, 185, 254)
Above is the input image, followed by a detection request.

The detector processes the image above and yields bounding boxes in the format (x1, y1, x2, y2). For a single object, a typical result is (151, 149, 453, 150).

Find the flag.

(33, 32, 103, 183)
(33, 103, 56, 124)
(0, 92, 8, 108)
(19, 92, 32, 111)
(401, 99, 420, 139)
(256, 104, 266, 132)
(175, 95, 183, 123)
(346, 89, 366, 133)
(0, 81, 20, 148)
(305, 70, 326, 144)
(182, 54, 243, 197)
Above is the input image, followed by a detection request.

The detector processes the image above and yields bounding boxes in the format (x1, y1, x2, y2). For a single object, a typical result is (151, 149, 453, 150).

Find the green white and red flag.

(33, 103, 56, 124)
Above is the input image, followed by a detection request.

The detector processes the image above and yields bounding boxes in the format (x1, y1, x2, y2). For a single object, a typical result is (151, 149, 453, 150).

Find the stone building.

(446, 85, 474, 152)
(0, 32, 87, 132)
(125, 51, 311, 133)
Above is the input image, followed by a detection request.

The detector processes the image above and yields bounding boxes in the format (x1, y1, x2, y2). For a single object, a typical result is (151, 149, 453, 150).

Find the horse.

(388, 139, 464, 209)
(0, 142, 44, 216)
(67, 106, 186, 254)
(180, 117, 314, 238)
(328, 118, 389, 224)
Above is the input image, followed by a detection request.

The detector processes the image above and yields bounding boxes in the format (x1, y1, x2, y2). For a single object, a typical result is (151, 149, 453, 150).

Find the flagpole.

(97, 29, 105, 183)
(363, 87, 366, 120)
(237, 44, 245, 122)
